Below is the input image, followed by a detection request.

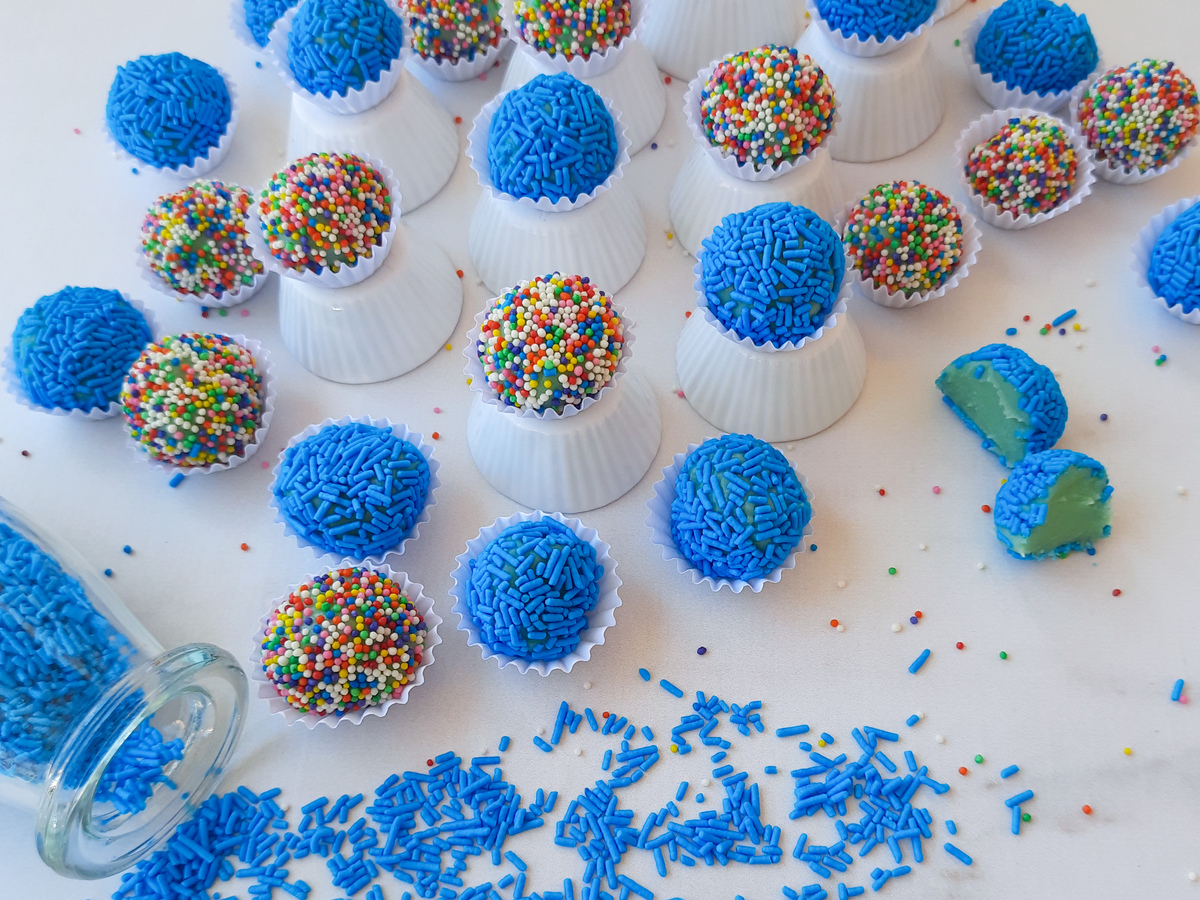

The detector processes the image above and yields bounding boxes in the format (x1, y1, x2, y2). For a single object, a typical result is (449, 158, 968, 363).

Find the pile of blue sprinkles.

(273, 422, 432, 559)
(974, 0, 1098, 96)
(244, 0, 300, 46)
(287, 0, 404, 98)
(700, 202, 845, 347)
(670, 433, 811, 582)
(815, 0, 938, 41)
(1148, 203, 1200, 314)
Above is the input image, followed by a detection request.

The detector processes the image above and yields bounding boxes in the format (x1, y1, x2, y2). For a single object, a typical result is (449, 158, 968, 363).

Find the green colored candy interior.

(1001, 465, 1111, 557)
(937, 360, 1029, 464)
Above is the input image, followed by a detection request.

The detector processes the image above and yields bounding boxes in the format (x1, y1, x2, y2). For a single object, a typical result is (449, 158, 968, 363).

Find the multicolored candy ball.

(966, 116, 1078, 218)
(512, 0, 632, 60)
(260, 566, 429, 716)
(404, 0, 503, 61)
(1077, 59, 1200, 174)
(258, 152, 393, 275)
(700, 46, 836, 171)
(477, 273, 624, 413)
(121, 333, 267, 468)
(142, 181, 264, 299)
(843, 181, 965, 296)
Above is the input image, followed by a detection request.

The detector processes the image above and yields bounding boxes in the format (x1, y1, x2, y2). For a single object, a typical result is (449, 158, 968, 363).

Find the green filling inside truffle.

(1001, 466, 1111, 558)
(937, 360, 1028, 464)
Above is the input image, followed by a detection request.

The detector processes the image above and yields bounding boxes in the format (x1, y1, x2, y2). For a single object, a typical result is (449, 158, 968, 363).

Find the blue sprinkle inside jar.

(287, 0, 404, 97)
(815, 0, 938, 42)
(974, 0, 1098, 96)
(244, 0, 299, 46)
(1149, 202, 1200, 314)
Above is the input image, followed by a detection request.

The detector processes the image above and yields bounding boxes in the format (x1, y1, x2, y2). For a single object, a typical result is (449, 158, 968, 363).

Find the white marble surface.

(1, 1, 1199, 897)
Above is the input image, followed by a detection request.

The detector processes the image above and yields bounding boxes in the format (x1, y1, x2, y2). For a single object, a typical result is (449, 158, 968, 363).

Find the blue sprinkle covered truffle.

(106, 54, 232, 170)
(11, 287, 152, 413)
(815, 0, 937, 41)
(974, 0, 1098, 96)
(700, 203, 845, 347)
(994, 449, 1112, 559)
(1148, 203, 1200, 314)
(671, 434, 811, 582)
(487, 73, 618, 203)
(287, 0, 404, 97)
(465, 518, 602, 661)
(936, 344, 1067, 468)
(273, 422, 431, 559)
(244, 0, 299, 46)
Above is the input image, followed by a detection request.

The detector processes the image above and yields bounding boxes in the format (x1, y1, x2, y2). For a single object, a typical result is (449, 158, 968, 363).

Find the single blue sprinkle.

(695, 793, 705, 802)
(1051, 309, 1077, 327)
(122, 545, 133, 555)
(765, 766, 777, 774)
(946, 820, 957, 835)
(638, 668, 651, 682)
(810, 544, 818, 552)
(820, 733, 834, 745)
(909, 616, 919, 625)
(499, 735, 510, 751)
(131, 168, 138, 174)
(256, 60, 263, 67)
(697, 646, 707, 655)
(908, 649, 931, 674)
(533, 736, 552, 752)
(660, 679, 684, 698)
(1000, 765, 1019, 778)
(1172, 679, 1185, 701)
(944, 842, 973, 865)
(104, 568, 113, 577)
(1005, 789, 1034, 807)
(1100, 413, 1108, 421)
(1006, 327, 1018, 336)
(905, 714, 919, 727)
(169, 473, 185, 488)
(650, 142, 658, 150)
(777, 725, 810, 737)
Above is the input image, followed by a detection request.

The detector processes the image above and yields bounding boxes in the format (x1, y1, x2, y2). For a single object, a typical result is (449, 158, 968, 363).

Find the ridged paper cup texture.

(267, 3, 405, 114)
(267, 415, 440, 564)
(954, 107, 1096, 231)
(106, 67, 240, 179)
(803, 0, 934, 58)
(962, 9, 1104, 113)
(247, 157, 401, 288)
(448, 511, 622, 675)
(279, 225, 463, 384)
(407, 35, 507, 81)
(837, 204, 982, 309)
(640, 0, 805, 81)
(125, 334, 276, 476)
(795, 24, 942, 163)
(502, 0, 645, 79)
(1131, 196, 1200, 325)
(249, 564, 442, 729)
(646, 446, 814, 593)
(4, 294, 157, 421)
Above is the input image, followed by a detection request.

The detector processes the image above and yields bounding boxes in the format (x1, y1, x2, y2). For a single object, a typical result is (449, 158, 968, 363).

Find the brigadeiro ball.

(1148, 202, 1200, 316)
(965, 116, 1078, 218)
(815, 0, 937, 42)
(974, 0, 1098, 96)
(405, 0, 504, 61)
(244, 0, 299, 46)
(287, 0, 403, 97)
(511, 0, 632, 60)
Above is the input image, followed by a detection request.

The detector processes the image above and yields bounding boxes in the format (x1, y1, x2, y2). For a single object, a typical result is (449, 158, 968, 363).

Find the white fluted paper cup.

(933, 0, 968, 21)
(954, 107, 1096, 231)
(646, 444, 814, 593)
(407, 36, 506, 81)
(448, 511, 622, 675)
(268, 416, 440, 564)
(1131, 196, 1200, 325)
(803, 0, 934, 59)
(249, 563, 442, 729)
(502, 0, 644, 79)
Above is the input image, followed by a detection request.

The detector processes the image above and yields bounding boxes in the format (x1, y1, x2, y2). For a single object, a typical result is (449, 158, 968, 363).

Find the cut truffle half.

(994, 449, 1112, 559)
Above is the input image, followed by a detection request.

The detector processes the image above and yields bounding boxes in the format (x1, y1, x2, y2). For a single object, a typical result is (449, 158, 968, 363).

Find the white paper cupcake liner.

(501, 0, 644, 79)
(4, 294, 157, 421)
(106, 66, 240, 179)
(407, 36, 506, 82)
(279, 224, 463, 383)
(795, 24, 942, 164)
(267, 416, 440, 564)
(646, 445, 814, 593)
(249, 563, 443, 728)
(124, 334, 276, 476)
(640, 0, 805, 81)
(267, 2, 405, 114)
(954, 107, 1096, 231)
(466, 89, 633, 212)
(932, 0, 968, 21)
(1131, 196, 1200, 325)
(1068, 79, 1198, 185)
(448, 511, 622, 675)
(803, 0, 934, 59)
(684, 60, 841, 184)
(247, 156, 401, 288)
(962, 9, 1104, 114)
(837, 203, 982, 309)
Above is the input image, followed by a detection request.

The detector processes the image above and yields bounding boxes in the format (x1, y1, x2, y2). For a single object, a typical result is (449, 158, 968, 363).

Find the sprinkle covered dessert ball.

(994, 449, 1112, 559)
(244, 0, 299, 46)
(142, 181, 264, 300)
(699, 47, 836, 171)
(476, 274, 624, 413)
(11, 287, 151, 413)
(815, 0, 937, 41)
(1077, 59, 1200, 174)
(488, 74, 617, 202)
(405, 0, 503, 61)
(974, 0, 1098, 95)
(936, 344, 1067, 468)
(106, 53, 231, 169)
(843, 181, 965, 296)
(258, 153, 393, 275)
(121, 334, 267, 468)
(1149, 203, 1200, 314)
(287, 0, 403, 97)
(273, 422, 432, 559)
(512, 0, 632, 60)
(965, 116, 1078, 218)
(465, 519, 602, 661)
(670, 433, 811, 582)
(700, 202, 845, 346)
(261, 566, 429, 716)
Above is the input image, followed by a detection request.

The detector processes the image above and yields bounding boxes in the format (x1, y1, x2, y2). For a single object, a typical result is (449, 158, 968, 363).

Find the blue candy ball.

(815, 0, 937, 41)
(700, 202, 845, 347)
(994, 448, 1112, 559)
(488, 73, 618, 203)
(106, 53, 231, 169)
(670, 434, 811, 582)
(245, 0, 299, 46)
(1149, 202, 1200, 314)
(12, 287, 151, 413)
(974, 0, 1097, 95)
(288, 0, 404, 97)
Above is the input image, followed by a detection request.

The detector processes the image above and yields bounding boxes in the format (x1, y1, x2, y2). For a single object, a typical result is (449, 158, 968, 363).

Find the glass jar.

(0, 494, 247, 879)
